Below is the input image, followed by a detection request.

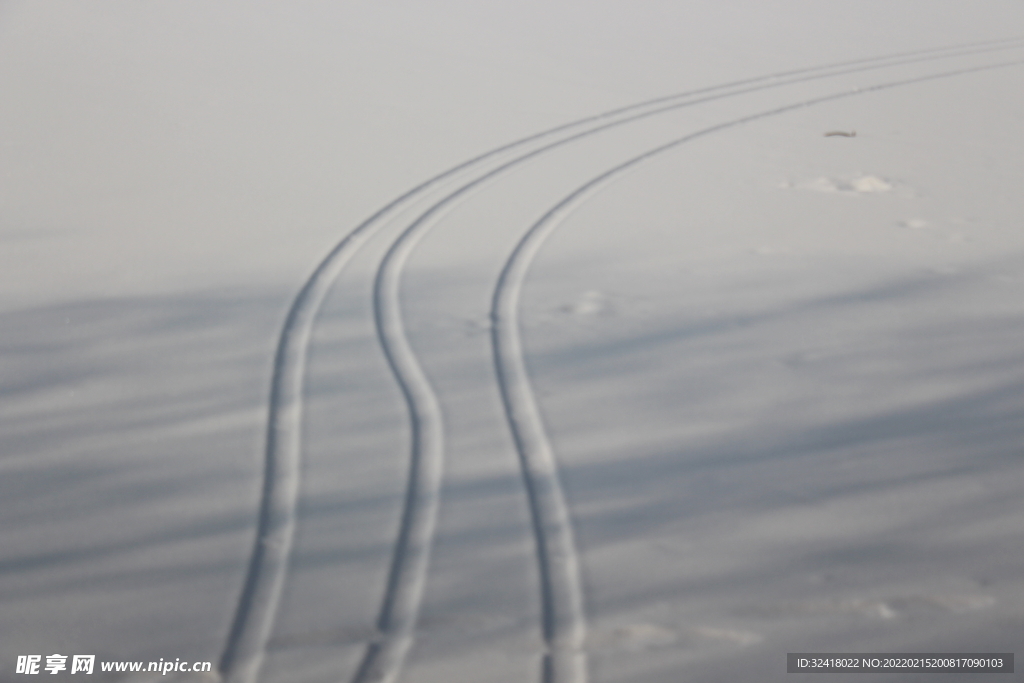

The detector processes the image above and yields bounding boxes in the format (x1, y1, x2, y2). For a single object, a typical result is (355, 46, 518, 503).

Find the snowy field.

(2, 3, 1023, 682)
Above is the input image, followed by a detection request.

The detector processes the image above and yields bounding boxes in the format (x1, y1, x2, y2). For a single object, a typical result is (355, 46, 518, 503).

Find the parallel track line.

(216, 38, 1024, 683)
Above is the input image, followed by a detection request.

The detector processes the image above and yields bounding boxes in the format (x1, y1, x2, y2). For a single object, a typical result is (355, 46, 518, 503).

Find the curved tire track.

(490, 56, 1024, 683)
(217, 37, 1024, 683)
(348, 45, 1024, 683)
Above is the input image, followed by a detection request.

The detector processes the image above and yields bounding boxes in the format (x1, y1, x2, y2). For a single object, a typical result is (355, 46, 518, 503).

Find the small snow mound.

(850, 175, 892, 193)
(929, 594, 995, 613)
(833, 598, 898, 619)
(461, 317, 491, 337)
(694, 626, 763, 646)
(612, 623, 678, 651)
(802, 177, 841, 193)
(560, 290, 612, 317)
(794, 174, 894, 194)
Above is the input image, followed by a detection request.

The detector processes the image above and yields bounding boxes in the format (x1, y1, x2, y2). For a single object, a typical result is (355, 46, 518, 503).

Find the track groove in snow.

(215, 37, 1024, 683)
(491, 249, 588, 683)
(348, 214, 448, 683)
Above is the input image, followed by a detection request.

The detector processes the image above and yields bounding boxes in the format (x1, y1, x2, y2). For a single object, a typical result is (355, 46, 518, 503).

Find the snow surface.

(2, 2, 1023, 683)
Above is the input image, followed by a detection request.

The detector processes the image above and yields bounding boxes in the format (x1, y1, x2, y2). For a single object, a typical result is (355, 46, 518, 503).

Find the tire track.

(214, 64, 749, 683)
(216, 37, 1024, 683)
(352, 46, 1024, 683)
(490, 56, 1024, 683)
(348, 209, 450, 683)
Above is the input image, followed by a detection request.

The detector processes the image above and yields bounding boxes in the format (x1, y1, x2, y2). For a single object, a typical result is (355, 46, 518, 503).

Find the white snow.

(2, 2, 1023, 683)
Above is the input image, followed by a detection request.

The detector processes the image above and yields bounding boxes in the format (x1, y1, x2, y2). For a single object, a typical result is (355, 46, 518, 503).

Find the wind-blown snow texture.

(2, 3, 1023, 683)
